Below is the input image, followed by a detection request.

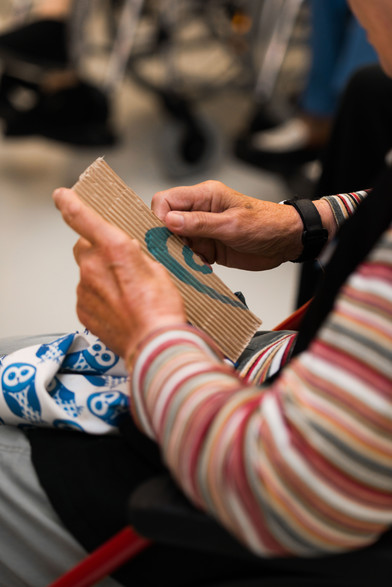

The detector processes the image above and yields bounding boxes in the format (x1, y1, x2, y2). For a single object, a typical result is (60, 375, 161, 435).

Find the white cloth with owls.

(0, 331, 130, 434)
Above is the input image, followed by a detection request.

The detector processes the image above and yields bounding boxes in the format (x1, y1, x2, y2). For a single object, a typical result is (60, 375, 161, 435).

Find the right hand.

(53, 188, 186, 362)
(152, 180, 304, 271)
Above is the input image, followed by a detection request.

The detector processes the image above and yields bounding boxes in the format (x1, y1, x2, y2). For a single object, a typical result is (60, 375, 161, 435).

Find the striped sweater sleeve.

(321, 190, 369, 228)
(237, 332, 297, 384)
(130, 223, 392, 558)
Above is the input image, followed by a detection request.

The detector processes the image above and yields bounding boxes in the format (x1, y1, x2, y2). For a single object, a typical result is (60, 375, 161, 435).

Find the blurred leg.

(301, 0, 351, 117)
(0, 425, 120, 586)
(330, 16, 377, 102)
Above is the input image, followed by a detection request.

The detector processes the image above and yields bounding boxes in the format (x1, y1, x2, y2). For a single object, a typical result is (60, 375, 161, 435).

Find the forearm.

(130, 225, 392, 556)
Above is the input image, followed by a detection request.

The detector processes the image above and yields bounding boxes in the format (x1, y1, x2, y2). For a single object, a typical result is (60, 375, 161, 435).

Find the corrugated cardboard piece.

(72, 158, 262, 361)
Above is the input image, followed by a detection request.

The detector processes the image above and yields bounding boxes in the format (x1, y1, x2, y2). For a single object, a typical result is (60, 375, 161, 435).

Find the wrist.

(283, 199, 328, 263)
(313, 199, 338, 241)
(125, 317, 188, 371)
(280, 205, 304, 262)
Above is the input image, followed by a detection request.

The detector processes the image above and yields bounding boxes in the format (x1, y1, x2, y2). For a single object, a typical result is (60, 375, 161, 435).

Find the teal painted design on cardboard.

(182, 246, 212, 274)
(145, 227, 245, 309)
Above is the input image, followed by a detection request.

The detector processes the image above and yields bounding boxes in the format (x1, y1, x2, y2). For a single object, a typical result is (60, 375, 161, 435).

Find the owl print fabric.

(0, 331, 130, 434)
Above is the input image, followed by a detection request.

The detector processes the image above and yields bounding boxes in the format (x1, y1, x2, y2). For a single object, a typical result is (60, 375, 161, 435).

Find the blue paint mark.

(182, 246, 212, 274)
(145, 227, 245, 309)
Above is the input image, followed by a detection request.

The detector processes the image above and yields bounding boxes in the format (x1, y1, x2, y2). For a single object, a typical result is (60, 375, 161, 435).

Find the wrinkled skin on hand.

(152, 180, 304, 270)
(53, 188, 186, 360)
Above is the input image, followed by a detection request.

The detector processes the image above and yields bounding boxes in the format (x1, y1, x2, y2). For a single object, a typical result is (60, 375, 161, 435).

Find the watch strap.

(284, 199, 328, 263)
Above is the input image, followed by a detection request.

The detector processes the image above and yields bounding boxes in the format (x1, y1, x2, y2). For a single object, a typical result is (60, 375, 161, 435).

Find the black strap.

(284, 199, 328, 262)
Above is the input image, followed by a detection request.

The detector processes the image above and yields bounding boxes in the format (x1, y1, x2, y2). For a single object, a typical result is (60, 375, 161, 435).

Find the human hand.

(53, 188, 186, 361)
(152, 181, 304, 270)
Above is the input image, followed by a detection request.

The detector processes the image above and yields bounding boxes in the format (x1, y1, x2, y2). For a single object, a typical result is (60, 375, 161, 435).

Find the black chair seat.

(128, 474, 392, 587)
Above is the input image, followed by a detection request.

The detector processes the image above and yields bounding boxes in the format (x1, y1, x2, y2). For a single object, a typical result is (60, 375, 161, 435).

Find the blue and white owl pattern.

(0, 331, 129, 434)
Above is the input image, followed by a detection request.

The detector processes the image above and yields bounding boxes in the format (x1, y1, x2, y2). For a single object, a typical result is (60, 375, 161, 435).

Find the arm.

(152, 181, 368, 271)
(320, 190, 370, 229)
(130, 224, 392, 557)
(53, 185, 387, 557)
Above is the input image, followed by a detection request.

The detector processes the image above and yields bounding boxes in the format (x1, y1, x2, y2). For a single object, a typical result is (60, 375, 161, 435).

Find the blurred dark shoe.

(0, 74, 117, 147)
(0, 19, 68, 68)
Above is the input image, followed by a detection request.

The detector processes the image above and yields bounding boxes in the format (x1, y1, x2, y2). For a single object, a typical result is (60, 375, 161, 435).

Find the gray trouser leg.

(0, 333, 65, 355)
(0, 334, 122, 585)
(0, 426, 121, 586)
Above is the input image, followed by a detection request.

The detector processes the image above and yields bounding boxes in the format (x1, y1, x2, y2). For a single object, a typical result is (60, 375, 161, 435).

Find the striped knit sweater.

(130, 192, 392, 557)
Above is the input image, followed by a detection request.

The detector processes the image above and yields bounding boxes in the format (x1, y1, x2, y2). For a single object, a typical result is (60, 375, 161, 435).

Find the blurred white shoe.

(252, 117, 310, 152)
(251, 114, 332, 153)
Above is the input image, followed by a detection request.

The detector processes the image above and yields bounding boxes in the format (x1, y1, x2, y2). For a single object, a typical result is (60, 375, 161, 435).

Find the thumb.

(165, 210, 225, 238)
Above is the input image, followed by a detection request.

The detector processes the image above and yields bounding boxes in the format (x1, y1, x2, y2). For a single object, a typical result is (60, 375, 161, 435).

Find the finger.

(151, 182, 219, 222)
(53, 188, 126, 246)
(73, 237, 92, 264)
(164, 209, 231, 240)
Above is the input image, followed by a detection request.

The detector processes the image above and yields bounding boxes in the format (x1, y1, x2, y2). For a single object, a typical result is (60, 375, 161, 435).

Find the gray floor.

(0, 73, 299, 340)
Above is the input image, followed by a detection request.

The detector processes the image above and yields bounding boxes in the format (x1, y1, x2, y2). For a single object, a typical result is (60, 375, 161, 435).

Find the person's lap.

(0, 330, 292, 586)
(0, 425, 120, 586)
(0, 333, 65, 355)
(0, 333, 387, 586)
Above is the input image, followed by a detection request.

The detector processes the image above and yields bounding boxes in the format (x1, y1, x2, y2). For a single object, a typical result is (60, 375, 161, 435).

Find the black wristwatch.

(283, 198, 328, 263)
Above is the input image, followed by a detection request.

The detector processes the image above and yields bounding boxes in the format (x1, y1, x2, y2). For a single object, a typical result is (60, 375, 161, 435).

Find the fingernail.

(167, 211, 184, 229)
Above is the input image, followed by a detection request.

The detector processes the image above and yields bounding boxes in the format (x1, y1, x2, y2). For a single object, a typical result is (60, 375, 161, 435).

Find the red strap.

(48, 526, 151, 587)
(273, 299, 312, 332)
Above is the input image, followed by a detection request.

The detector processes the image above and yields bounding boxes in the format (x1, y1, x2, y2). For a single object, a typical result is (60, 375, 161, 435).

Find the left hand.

(53, 188, 186, 361)
(152, 181, 304, 270)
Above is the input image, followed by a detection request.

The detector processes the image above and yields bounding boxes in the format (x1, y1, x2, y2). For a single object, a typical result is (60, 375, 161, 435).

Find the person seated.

(296, 62, 392, 308)
(0, 1, 391, 585)
(236, 0, 378, 178)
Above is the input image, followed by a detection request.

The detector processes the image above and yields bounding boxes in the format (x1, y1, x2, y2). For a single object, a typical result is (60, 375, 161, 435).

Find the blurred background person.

(0, 0, 116, 146)
(236, 0, 378, 185)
